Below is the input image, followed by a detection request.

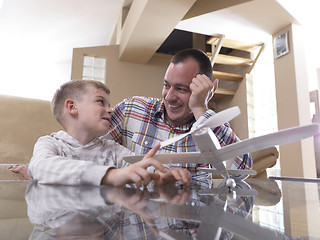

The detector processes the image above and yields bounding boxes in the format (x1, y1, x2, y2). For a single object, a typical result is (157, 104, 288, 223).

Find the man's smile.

(168, 104, 181, 108)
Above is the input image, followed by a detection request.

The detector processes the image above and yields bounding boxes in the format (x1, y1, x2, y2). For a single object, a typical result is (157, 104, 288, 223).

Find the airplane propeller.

(160, 106, 240, 148)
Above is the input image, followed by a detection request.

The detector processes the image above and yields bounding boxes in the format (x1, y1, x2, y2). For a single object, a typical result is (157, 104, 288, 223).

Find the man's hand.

(189, 74, 218, 120)
(154, 167, 191, 186)
(101, 143, 167, 187)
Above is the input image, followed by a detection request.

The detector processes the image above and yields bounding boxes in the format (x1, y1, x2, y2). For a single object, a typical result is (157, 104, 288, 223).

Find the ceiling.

(0, 0, 318, 100)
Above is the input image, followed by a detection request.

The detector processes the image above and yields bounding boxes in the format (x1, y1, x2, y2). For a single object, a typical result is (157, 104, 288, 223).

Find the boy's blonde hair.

(51, 80, 110, 126)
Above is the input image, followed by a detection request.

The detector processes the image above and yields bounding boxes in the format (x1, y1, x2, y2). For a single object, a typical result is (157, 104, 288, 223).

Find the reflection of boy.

(26, 182, 191, 239)
(27, 80, 190, 186)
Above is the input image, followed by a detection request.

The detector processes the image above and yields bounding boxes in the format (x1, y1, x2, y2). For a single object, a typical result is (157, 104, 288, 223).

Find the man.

(109, 49, 252, 185)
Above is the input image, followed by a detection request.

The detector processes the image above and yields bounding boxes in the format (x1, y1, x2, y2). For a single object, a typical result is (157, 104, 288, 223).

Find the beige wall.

(229, 74, 250, 139)
(71, 45, 170, 107)
(273, 24, 317, 178)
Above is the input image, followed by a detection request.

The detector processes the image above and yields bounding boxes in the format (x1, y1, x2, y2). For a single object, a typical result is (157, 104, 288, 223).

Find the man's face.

(162, 58, 200, 127)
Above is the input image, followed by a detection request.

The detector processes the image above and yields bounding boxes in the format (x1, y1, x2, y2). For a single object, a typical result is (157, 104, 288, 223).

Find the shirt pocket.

(131, 132, 159, 155)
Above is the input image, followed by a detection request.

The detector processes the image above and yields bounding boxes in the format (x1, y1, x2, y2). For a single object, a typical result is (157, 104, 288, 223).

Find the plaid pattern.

(109, 96, 252, 182)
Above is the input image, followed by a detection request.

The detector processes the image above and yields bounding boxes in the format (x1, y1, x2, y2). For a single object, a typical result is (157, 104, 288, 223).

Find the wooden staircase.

(154, 33, 264, 107)
(206, 34, 264, 102)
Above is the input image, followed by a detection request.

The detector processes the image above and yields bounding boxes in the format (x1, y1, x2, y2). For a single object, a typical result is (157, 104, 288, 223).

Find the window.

(249, 36, 284, 234)
(82, 56, 106, 82)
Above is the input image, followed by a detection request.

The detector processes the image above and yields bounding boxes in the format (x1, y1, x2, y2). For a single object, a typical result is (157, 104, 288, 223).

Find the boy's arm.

(29, 136, 111, 185)
(102, 143, 192, 187)
(101, 143, 167, 187)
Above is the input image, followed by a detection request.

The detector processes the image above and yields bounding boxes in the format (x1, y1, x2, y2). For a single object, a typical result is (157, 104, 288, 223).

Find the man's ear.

(65, 99, 77, 115)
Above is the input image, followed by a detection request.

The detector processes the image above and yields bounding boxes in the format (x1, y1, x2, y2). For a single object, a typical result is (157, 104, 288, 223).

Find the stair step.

(215, 54, 252, 66)
(207, 52, 252, 66)
(215, 88, 236, 96)
(214, 88, 236, 100)
(207, 36, 259, 52)
(212, 70, 243, 82)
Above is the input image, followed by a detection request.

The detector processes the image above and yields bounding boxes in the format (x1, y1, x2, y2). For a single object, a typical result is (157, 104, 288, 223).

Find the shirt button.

(144, 141, 148, 145)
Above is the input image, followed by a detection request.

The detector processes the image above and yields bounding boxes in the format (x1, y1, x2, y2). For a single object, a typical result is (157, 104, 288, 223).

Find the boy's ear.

(65, 99, 77, 115)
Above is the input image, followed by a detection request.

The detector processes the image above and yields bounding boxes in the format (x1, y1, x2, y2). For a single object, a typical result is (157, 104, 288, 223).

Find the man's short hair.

(170, 48, 213, 81)
(51, 80, 110, 125)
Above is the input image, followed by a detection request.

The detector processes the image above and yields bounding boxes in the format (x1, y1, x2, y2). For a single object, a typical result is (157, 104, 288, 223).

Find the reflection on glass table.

(1, 178, 319, 239)
(23, 178, 312, 240)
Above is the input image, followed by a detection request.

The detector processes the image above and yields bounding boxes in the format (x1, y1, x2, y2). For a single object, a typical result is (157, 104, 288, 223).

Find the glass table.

(1, 177, 320, 240)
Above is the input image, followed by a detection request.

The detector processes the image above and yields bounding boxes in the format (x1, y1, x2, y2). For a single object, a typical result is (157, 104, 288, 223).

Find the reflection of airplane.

(26, 179, 293, 240)
(198, 179, 258, 209)
(150, 194, 296, 240)
(141, 181, 296, 240)
(124, 106, 319, 188)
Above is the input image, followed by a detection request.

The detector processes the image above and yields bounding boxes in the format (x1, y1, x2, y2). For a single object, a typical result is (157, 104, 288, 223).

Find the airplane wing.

(123, 152, 203, 164)
(216, 123, 319, 163)
(124, 121, 319, 175)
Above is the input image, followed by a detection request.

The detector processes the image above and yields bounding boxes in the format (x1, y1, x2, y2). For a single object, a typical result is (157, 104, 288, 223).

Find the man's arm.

(188, 75, 252, 170)
(188, 74, 218, 120)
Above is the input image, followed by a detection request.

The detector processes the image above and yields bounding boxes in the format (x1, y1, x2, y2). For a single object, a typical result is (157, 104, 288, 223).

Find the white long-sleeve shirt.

(29, 131, 132, 185)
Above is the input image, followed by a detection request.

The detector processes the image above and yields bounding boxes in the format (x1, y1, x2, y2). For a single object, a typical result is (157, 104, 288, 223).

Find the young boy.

(20, 80, 191, 186)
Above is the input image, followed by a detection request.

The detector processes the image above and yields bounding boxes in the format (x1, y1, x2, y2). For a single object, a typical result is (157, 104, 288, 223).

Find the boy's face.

(75, 86, 112, 139)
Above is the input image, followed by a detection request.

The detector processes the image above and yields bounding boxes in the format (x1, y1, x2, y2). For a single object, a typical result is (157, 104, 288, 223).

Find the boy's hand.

(101, 143, 167, 187)
(154, 167, 191, 186)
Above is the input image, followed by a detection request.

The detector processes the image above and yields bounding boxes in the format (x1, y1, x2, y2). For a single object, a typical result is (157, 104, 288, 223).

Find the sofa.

(0, 94, 62, 179)
(0, 94, 63, 239)
(249, 146, 279, 178)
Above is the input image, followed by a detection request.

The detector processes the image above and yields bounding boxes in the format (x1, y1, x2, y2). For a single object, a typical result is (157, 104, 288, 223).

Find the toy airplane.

(124, 106, 319, 187)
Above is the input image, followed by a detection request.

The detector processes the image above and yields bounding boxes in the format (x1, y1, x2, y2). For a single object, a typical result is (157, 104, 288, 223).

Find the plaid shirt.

(109, 96, 252, 182)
